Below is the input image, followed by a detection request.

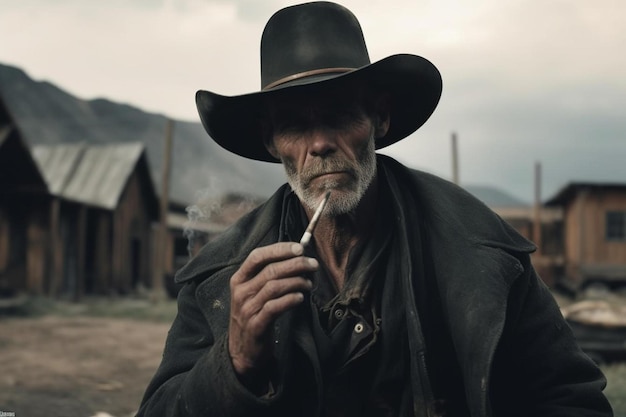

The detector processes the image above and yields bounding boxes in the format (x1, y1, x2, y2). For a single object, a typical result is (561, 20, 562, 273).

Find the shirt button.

(354, 323, 364, 334)
(334, 309, 344, 320)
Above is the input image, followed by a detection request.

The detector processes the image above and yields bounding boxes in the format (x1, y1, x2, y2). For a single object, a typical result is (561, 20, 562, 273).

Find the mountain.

(0, 63, 286, 204)
(464, 185, 530, 208)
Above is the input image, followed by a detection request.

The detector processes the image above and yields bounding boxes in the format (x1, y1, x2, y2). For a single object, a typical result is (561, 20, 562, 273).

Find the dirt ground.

(0, 296, 625, 417)
(0, 314, 170, 417)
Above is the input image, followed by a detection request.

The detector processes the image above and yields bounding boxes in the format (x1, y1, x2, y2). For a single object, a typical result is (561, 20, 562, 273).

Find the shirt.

(282, 182, 408, 416)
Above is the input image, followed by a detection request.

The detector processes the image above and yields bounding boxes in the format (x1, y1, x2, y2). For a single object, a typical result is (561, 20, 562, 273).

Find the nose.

(308, 129, 337, 157)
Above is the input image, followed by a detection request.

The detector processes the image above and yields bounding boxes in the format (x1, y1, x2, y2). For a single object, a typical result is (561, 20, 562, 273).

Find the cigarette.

(299, 191, 331, 247)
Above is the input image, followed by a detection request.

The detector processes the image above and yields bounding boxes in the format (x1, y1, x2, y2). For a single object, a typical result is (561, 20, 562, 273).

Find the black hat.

(196, 1, 442, 162)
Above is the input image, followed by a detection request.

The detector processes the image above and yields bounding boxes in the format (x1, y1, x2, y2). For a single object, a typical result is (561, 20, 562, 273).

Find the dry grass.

(602, 362, 626, 416)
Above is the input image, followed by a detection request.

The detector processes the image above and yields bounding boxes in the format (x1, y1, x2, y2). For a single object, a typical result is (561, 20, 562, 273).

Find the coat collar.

(176, 155, 534, 285)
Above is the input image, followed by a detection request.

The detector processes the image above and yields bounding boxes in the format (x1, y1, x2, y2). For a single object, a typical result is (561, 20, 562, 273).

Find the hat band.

(263, 67, 355, 90)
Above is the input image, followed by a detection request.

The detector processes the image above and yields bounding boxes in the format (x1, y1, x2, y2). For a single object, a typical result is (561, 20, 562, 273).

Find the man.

(138, 2, 612, 416)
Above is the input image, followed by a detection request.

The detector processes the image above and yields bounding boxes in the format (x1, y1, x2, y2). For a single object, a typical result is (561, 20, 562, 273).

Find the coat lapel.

(430, 237, 526, 417)
(382, 156, 534, 417)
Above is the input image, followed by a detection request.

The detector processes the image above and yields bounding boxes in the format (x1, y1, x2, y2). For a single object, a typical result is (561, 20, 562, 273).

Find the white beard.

(282, 133, 377, 217)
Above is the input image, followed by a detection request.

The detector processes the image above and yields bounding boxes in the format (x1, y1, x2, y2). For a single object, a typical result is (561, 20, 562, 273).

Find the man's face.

(266, 89, 385, 216)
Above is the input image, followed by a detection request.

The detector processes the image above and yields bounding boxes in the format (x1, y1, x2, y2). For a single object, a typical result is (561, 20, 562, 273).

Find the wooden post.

(153, 118, 174, 299)
(49, 198, 62, 297)
(26, 207, 45, 295)
(533, 161, 542, 255)
(451, 132, 459, 185)
(75, 205, 87, 301)
(95, 213, 111, 294)
(112, 208, 123, 293)
(577, 188, 589, 285)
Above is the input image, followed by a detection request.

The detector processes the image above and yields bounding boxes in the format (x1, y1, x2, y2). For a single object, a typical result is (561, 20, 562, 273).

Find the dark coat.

(137, 156, 612, 417)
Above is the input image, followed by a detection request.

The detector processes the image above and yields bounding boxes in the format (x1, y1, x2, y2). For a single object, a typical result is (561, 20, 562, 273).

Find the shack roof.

(31, 142, 155, 211)
(0, 96, 47, 191)
(546, 182, 626, 207)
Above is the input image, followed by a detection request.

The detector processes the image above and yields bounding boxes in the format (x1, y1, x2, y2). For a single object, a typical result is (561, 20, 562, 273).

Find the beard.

(280, 133, 377, 216)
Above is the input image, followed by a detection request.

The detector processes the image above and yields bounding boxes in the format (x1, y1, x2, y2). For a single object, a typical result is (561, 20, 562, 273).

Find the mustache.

(299, 158, 357, 187)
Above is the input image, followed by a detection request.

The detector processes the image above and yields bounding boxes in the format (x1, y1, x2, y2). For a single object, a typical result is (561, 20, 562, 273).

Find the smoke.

(183, 184, 265, 259)
(183, 188, 222, 259)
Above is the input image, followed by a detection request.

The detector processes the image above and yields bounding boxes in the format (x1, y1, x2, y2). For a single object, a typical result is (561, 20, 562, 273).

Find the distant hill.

(0, 62, 286, 204)
(464, 184, 530, 208)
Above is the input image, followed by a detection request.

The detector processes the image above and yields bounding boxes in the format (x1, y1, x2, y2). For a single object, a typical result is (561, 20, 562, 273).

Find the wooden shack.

(0, 99, 50, 296)
(32, 142, 159, 298)
(546, 182, 626, 289)
(465, 184, 564, 285)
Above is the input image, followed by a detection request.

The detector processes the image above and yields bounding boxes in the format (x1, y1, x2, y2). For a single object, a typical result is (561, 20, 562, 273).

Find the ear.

(371, 92, 390, 138)
(375, 112, 390, 138)
(260, 120, 280, 159)
(265, 140, 280, 159)
(263, 132, 280, 159)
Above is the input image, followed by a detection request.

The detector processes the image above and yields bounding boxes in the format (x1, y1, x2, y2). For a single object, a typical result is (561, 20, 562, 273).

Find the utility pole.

(451, 132, 459, 185)
(153, 118, 174, 300)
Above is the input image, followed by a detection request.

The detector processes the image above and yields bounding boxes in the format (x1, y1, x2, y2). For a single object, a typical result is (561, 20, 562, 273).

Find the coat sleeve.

(136, 280, 282, 417)
(490, 261, 613, 417)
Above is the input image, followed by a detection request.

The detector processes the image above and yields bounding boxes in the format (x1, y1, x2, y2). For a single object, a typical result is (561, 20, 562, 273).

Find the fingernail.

(308, 258, 318, 268)
(291, 243, 303, 255)
(307, 280, 314, 288)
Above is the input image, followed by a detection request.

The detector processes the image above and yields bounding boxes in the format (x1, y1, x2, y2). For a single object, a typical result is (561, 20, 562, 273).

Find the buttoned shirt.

(282, 183, 408, 416)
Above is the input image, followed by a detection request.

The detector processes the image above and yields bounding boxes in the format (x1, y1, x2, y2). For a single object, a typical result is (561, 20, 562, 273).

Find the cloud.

(0, 0, 624, 201)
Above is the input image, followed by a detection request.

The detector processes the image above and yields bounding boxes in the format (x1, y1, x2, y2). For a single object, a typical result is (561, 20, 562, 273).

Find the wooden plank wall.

(564, 188, 626, 283)
(112, 169, 154, 293)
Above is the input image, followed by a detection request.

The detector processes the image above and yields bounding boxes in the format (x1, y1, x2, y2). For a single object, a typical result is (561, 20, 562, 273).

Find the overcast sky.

(1, 0, 624, 202)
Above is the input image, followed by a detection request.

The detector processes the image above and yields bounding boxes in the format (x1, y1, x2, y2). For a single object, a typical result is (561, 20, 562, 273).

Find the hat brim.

(196, 53, 442, 163)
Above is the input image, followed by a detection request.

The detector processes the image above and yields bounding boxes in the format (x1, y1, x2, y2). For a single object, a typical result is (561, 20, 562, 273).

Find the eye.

(274, 118, 309, 135)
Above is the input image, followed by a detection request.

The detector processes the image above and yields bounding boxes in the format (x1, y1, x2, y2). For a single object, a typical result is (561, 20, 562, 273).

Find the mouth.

(307, 171, 350, 185)
(314, 171, 347, 179)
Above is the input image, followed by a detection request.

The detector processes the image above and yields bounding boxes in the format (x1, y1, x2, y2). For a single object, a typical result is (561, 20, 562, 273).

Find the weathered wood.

(94, 212, 112, 294)
(74, 205, 87, 300)
(560, 186, 626, 284)
(26, 205, 46, 295)
(49, 198, 63, 296)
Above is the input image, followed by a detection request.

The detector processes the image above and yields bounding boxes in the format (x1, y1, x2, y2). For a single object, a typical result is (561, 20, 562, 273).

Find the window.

(606, 211, 626, 241)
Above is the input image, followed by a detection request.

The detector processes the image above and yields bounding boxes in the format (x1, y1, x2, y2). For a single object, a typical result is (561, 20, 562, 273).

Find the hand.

(228, 242, 317, 377)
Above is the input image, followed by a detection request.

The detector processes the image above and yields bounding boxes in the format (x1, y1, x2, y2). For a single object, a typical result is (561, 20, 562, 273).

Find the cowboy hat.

(196, 1, 442, 162)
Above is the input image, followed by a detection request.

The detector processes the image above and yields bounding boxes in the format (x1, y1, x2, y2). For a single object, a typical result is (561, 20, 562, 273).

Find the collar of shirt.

(281, 186, 393, 315)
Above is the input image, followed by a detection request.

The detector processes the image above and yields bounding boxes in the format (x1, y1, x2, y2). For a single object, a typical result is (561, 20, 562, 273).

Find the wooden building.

(546, 182, 626, 289)
(31, 142, 159, 298)
(466, 184, 564, 286)
(0, 98, 50, 296)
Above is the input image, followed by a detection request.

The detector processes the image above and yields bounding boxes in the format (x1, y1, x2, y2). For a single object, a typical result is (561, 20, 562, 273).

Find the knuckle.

(261, 300, 280, 317)
(239, 302, 256, 319)
(263, 279, 283, 297)
(247, 247, 264, 264)
(263, 263, 280, 279)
